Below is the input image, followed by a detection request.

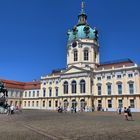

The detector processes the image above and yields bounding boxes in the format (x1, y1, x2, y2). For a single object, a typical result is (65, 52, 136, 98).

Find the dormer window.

(128, 73, 133, 78)
(97, 77, 101, 81)
(107, 76, 111, 80)
(117, 75, 121, 79)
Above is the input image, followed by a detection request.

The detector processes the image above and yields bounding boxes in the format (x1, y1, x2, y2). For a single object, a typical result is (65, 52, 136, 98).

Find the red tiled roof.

(24, 81, 40, 90)
(0, 79, 40, 90)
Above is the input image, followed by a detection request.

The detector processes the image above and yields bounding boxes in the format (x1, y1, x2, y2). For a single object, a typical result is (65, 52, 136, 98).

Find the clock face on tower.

(72, 41, 77, 48)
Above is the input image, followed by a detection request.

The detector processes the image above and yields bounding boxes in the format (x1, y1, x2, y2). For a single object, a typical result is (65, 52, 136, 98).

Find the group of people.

(57, 106, 77, 113)
(118, 106, 133, 121)
(7, 105, 22, 115)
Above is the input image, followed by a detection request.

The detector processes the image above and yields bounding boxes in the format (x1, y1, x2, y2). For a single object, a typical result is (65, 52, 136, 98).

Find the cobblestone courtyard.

(0, 110, 140, 140)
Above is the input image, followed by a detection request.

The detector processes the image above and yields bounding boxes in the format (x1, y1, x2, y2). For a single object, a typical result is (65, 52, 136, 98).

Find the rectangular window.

(130, 99, 135, 108)
(37, 91, 39, 97)
(107, 85, 111, 95)
(33, 91, 35, 97)
(15, 92, 18, 97)
(55, 100, 58, 107)
(118, 99, 123, 108)
(43, 89, 46, 97)
(74, 50, 78, 61)
(55, 88, 58, 97)
(25, 92, 27, 97)
(49, 88, 52, 97)
(97, 85, 101, 95)
(129, 83, 134, 94)
(108, 100, 112, 108)
(118, 84, 122, 95)
(49, 101, 51, 107)
(29, 91, 31, 97)
(98, 100, 102, 110)
(84, 50, 88, 60)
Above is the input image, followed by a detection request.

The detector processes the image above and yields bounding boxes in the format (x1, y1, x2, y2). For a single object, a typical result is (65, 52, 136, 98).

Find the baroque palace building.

(1, 2, 140, 112)
(38, 2, 140, 112)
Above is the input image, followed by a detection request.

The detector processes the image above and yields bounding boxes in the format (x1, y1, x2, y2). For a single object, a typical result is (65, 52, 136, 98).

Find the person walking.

(10, 104, 14, 114)
(7, 105, 11, 115)
(124, 107, 128, 120)
(118, 107, 122, 114)
(127, 106, 133, 121)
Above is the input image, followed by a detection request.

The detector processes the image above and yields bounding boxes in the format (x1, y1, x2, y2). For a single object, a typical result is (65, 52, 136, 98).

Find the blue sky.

(0, 0, 140, 82)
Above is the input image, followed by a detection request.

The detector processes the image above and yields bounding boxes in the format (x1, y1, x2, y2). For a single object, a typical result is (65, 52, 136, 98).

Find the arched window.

(49, 87, 52, 97)
(73, 50, 78, 61)
(80, 80, 86, 93)
(63, 81, 68, 94)
(36, 101, 39, 107)
(55, 87, 58, 96)
(72, 80, 77, 93)
(64, 99, 68, 108)
(24, 101, 26, 107)
(80, 99, 85, 108)
(84, 49, 89, 60)
(28, 101, 30, 107)
(43, 88, 46, 97)
(72, 99, 77, 109)
(43, 101, 45, 107)
(32, 101, 34, 107)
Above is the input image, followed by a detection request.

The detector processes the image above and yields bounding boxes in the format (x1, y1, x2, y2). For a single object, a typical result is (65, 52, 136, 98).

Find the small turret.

(77, 0, 87, 26)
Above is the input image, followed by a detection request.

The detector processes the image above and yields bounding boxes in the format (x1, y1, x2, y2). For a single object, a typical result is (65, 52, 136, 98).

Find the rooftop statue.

(93, 27, 99, 40)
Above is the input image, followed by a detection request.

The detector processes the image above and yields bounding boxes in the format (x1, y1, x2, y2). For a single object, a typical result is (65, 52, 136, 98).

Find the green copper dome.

(67, 1, 98, 42)
(67, 25, 98, 42)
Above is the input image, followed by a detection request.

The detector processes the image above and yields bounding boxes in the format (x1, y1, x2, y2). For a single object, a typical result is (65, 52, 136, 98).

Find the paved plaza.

(0, 110, 140, 140)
